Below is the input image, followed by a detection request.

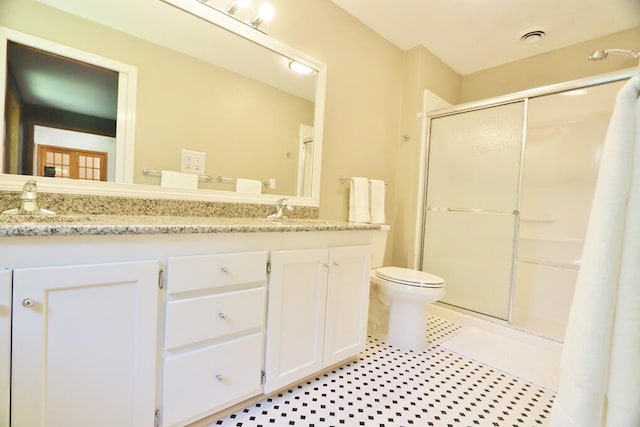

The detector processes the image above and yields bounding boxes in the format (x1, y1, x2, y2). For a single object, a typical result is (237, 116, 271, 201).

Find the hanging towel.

(236, 178, 263, 194)
(160, 170, 198, 189)
(549, 75, 640, 427)
(348, 177, 370, 223)
(369, 179, 386, 224)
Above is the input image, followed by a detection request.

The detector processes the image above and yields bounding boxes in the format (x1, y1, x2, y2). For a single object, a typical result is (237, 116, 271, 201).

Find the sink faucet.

(1, 180, 55, 215)
(267, 198, 294, 220)
(18, 180, 42, 214)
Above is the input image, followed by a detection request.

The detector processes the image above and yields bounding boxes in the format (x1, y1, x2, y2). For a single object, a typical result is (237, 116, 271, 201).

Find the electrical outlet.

(180, 149, 206, 175)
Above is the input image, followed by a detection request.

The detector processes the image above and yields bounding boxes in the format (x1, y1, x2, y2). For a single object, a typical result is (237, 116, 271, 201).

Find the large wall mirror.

(0, 0, 326, 206)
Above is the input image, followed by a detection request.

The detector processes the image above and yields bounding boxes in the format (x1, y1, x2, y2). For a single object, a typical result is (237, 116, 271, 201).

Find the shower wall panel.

(512, 79, 627, 340)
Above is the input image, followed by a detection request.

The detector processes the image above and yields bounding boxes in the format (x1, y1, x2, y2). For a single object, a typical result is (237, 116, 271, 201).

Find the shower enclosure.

(420, 71, 633, 341)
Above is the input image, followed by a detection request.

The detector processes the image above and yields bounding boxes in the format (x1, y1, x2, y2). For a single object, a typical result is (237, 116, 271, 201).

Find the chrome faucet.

(267, 198, 294, 220)
(18, 180, 42, 214)
(1, 180, 55, 215)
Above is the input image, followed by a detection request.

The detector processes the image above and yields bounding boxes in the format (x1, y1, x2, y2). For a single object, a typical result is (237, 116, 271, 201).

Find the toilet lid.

(375, 267, 444, 288)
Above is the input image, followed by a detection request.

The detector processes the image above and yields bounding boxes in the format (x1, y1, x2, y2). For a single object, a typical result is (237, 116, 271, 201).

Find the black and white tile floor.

(212, 316, 555, 426)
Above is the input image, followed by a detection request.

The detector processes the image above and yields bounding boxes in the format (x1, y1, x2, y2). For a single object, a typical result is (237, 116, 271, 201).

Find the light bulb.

(250, 2, 275, 28)
(258, 3, 275, 22)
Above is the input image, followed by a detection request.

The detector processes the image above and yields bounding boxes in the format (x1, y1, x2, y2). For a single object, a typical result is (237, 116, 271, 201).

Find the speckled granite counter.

(0, 215, 382, 237)
(0, 192, 319, 219)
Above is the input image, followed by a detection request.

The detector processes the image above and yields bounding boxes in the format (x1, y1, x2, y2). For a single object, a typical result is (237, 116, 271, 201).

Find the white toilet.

(370, 227, 445, 352)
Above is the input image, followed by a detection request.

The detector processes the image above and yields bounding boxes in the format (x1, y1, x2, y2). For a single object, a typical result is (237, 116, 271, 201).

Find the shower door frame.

(417, 67, 637, 324)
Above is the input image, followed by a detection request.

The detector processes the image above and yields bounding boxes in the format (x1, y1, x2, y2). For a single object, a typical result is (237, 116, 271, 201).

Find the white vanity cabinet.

(1, 224, 379, 426)
(0, 269, 10, 427)
(10, 260, 160, 427)
(161, 251, 269, 427)
(263, 245, 371, 393)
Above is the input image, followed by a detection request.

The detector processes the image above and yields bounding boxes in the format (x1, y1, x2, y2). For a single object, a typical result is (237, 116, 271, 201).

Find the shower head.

(588, 50, 607, 61)
(588, 48, 640, 61)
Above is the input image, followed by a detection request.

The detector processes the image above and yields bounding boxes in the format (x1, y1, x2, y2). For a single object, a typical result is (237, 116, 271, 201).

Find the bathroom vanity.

(0, 216, 379, 427)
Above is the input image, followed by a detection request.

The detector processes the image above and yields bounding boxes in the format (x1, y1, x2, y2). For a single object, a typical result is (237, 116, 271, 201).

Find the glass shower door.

(422, 101, 525, 320)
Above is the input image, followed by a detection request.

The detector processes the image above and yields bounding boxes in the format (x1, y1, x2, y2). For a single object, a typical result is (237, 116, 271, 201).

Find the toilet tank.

(371, 225, 390, 268)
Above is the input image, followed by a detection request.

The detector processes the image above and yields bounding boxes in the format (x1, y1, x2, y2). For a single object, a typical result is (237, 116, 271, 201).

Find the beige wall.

(266, 5, 464, 265)
(266, 0, 404, 226)
(459, 27, 640, 103)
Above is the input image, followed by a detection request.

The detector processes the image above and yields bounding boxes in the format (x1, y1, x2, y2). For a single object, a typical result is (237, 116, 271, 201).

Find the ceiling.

(8, 42, 119, 120)
(330, 0, 640, 75)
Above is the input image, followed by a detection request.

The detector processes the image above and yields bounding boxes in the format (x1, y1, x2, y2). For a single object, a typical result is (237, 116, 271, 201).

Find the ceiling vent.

(520, 30, 546, 44)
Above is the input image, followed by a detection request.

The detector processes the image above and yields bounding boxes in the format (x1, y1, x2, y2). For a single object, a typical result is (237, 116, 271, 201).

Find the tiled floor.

(212, 316, 556, 426)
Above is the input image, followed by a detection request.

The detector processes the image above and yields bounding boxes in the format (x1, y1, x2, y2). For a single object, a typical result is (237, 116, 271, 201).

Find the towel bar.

(142, 167, 213, 182)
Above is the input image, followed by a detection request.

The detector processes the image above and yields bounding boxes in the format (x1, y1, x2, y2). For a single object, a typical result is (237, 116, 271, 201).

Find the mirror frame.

(0, 0, 327, 207)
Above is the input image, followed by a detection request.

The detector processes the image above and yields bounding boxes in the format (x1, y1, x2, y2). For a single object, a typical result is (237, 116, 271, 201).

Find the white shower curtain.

(550, 74, 640, 427)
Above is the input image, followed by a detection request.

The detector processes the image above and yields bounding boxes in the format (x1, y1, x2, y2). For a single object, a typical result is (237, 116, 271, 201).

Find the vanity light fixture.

(288, 60, 314, 75)
(250, 2, 275, 28)
(225, 0, 250, 15)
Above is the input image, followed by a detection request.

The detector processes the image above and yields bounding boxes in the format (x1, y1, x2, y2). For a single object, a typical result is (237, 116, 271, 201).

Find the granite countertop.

(0, 214, 382, 237)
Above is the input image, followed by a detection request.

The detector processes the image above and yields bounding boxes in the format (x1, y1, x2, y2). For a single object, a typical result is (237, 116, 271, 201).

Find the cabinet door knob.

(220, 266, 229, 274)
(332, 261, 339, 267)
(22, 298, 35, 308)
(218, 312, 226, 320)
(216, 374, 224, 382)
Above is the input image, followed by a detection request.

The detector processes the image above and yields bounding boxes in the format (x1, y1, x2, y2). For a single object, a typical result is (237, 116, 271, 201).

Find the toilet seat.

(374, 267, 444, 289)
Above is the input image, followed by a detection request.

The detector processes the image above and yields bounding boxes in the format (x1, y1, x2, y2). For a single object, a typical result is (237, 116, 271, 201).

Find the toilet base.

(386, 302, 427, 352)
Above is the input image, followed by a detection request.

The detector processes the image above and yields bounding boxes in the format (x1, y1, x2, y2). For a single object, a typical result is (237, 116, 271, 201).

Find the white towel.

(369, 179, 386, 224)
(236, 178, 263, 194)
(160, 170, 198, 189)
(549, 75, 640, 427)
(348, 177, 370, 223)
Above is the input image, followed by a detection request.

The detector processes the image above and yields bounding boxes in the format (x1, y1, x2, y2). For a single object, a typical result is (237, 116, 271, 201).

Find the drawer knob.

(22, 298, 35, 308)
(216, 374, 224, 382)
(218, 312, 226, 320)
(220, 266, 229, 274)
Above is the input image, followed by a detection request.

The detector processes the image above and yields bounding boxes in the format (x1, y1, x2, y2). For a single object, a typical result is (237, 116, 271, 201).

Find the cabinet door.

(263, 249, 328, 393)
(11, 260, 159, 427)
(0, 269, 10, 427)
(324, 246, 371, 366)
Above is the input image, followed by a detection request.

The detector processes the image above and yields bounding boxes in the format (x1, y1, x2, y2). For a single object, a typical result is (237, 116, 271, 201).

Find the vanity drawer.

(162, 333, 264, 427)
(164, 287, 266, 350)
(166, 251, 268, 294)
